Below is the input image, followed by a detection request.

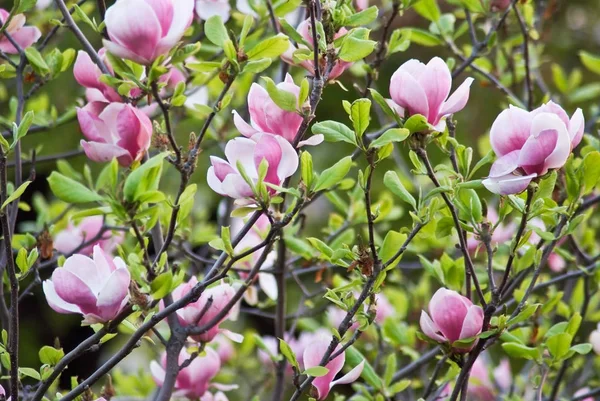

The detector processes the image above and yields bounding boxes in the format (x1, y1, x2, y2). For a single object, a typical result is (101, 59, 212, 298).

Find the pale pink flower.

(388, 57, 474, 130)
(574, 388, 594, 401)
(589, 323, 600, 355)
(419, 288, 484, 352)
(54, 216, 123, 256)
(43, 245, 130, 324)
(103, 0, 194, 65)
(483, 102, 583, 195)
(73, 50, 122, 103)
(0, 9, 41, 54)
(195, 0, 230, 22)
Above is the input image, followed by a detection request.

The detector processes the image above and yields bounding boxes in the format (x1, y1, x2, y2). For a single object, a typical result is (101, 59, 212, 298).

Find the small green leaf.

(383, 171, 416, 210)
(262, 77, 297, 112)
(312, 121, 357, 146)
(205, 15, 230, 47)
(350, 98, 371, 137)
(39, 346, 64, 366)
(246, 34, 289, 59)
(314, 157, 353, 192)
(48, 173, 103, 204)
(123, 153, 166, 202)
(369, 128, 410, 148)
(2, 180, 31, 209)
(546, 333, 572, 360)
(413, 0, 441, 22)
(304, 366, 329, 377)
(579, 51, 600, 75)
(278, 338, 299, 369)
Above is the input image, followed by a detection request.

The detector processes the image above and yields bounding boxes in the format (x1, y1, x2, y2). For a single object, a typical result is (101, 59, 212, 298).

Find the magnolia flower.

(467, 359, 496, 401)
(491, 0, 511, 11)
(355, 0, 368, 10)
(207, 134, 298, 199)
(195, 0, 230, 22)
(388, 57, 473, 130)
(233, 74, 321, 146)
(467, 207, 516, 252)
(171, 278, 237, 342)
(231, 213, 277, 305)
(212, 334, 235, 363)
(201, 392, 229, 401)
(74, 50, 122, 103)
(103, 0, 194, 65)
(151, 348, 221, 399)
(483, 102, 584, 195)
(303, 334, 364, 400)
(0, 9, 41, 54)
(420, 288, 484, 351)
(43, 245, 130, 324)
(589, 323, 600, 355)
(574, 388, 594, 401)
(77, 102, 152, 167)
(281, 19, 352, 81)
(492, 359, 511, 393)
(54, 216, 123, 256)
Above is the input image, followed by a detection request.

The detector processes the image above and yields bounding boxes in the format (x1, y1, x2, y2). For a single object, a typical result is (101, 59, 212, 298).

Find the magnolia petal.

(418, 57, 452, 120)
(389, 68, 429, 118)
(489, 106, 533, 157)
(439, 77, 474, 117)
(42, 280, 82, 314)
(52, 268, 98, 312)
(482, 173, 536, 195)
(569, 108, 585, 148)
(96, 268, 131, 321)
(419, 310, 445, 342)
(298, 134, 324, 147)
(458, 305, 484, 340)
(330, 360, 365, 388)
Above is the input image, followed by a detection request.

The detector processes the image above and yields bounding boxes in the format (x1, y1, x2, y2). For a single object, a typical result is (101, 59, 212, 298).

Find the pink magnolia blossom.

(231, 213, 277, 305)
(0, 9, 41, 54)
(77, 102, 152, 167)
(42, 245, 130, 324)
(574, 388, 594, 401)
(212, 334, 235, 363)
(491, 0, 511, 11)
(170, 278, 237, 342)
(233, 74, 321, 146)
(207, 134, 298, 199)
(419, 288, 484, 351)
(74, 50, 122, 103)
(103, 0, 194, 65)
(492, 359, 511, 393)
(303, 334, 365, 400)
(483, 102, 584, 195)
(200, 392, 229, 401)
(589, 323, 600, 355)
(195, 0, 230, 22)
(54, 216, 123, 256)
(151, 348, 221, 399)
(388, 57, 474, 130)
(281, 19, 352, 81)
(355, 0, 368, 11)
(467, 359, 495, 401)
(467, 207, 516, 252)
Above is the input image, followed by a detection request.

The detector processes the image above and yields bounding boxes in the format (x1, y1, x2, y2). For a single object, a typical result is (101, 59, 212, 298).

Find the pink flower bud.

(491, 0, 511, 11)
(195, 0, 231, 22)
(54, 216, 123, 256)
(151, 348, 221, 399)
(171, 278, 236, 342)
(590, 323, 600, 355)
(73, 50, 122, 103)
(483, 102, 583, 195)
(77, 102, 152, 167)
(207, 134, 298, 199)
(419, 288, 484, 352)
(302, 334, 364, 400)
(355, 0, 368, 11)
(42, 245, 130, 324)
(103, 0, 194, 65)
(0, 9, 41, 54)
(389, 57, 474, 130)
(233, 74, 321, 146)
(467, 358, 496, 401)
(281, 20, 353, 81)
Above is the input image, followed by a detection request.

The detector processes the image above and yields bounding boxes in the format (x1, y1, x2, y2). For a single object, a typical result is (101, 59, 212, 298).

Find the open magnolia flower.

(281, 19, 352, 81)
(103, 0, 194, 65)
(207, 134, 298, 199)
(54, 216, 123, 256)
(483, 102, 584, 195)
(0, 9, 41, 54)
(303, 334, 365, 400)
(388, 57, 473, 131)
(77, 102, 152, 167)
(233, 74, 321, 146)
(43, 245, 130, 324)
(420, 288, 484, 352)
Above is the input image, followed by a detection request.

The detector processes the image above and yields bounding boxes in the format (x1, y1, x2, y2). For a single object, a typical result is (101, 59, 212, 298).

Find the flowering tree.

(0, 0, 600, 400)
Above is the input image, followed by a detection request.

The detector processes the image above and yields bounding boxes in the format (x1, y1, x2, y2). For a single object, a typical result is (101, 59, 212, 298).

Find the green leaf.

(243, 58, 272, 73)
(399, 28, 442, 47)
(19, 367, 41, 380)
(501, 342, 540, 360)
(350, 98, 371, 137)
(339, 35, 377, 62)
(262, 77, 297, 112)
(383, 171, 416, 210)
(25, 47, 50, 75)
(306, 237, 333, 258)
(2, 180, 30, 209)
(304, 366, 329, 377)
(15, 248, 27, 273)
(546, 332, 572, 360)
(369, 128, 410, 148)
(569, 343, 592, 355)
(48, 172, 103, 204)
(507, 303, 539, 326)
(582, 151, 600, 194)
(123, 153, 166, 202)
(12, 111, 34, 147)
(312, 121, 357, 145)
(380, 231, 408, 268)
(413, 0, 441, 22)
(39, 346, 64, 366)
(404, 114, 430, 133)
(301, 151, 314, 189)
(246, 34, 289, 59)
(205, 15, 230, 47)
(278, 338, 299, 369)
(314, 157, 353, 192)
(150, 271, 173, 300)
(344, 6, 379, 27)
(457, 0, 485, 13)
(579, 51, 600, 75)
(387, 29, 411, 55)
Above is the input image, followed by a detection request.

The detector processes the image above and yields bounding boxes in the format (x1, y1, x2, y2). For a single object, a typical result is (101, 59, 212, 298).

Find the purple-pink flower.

(195, 0, 230, 22)
(74, 50, 122, 103)
(207, 134, 298, 199)
(54, 216, 123, 256)
(42, 245, 130, 324)
(171, 278, 237, 343)
(303, 334, 365, 400)
(419, 288, 484, 351)
(281, 20, 352, 81)
(151, 347, 221, 399)
(0, 9, 41, 54)
(491, 0, 511, 11)
(103, 0, 194, 65)
(388, 57, 473, 130)
(233, 74, 321, 146)
(77, 102, 152, 167)
(483, 101, 584, 195)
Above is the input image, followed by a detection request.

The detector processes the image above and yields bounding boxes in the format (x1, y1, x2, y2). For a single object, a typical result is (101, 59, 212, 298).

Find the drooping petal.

(488, 150, 521, 177)
(482, 173, 536, 195)
(298, 134, 324, 147)
(439, 77, 474, 117)
(568, 108, 585, 148)
(10, 25, 41, 50)
(489, 106, 533, 157)
(233, 110, 260, 138)
(330, 360, 364, 388)
(81, 140, 131, 166)
(419, 311, 446, 342)
(258, 272, 278, 300)
(274, 136, 299, 180)
(247, 83, 271, 132)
